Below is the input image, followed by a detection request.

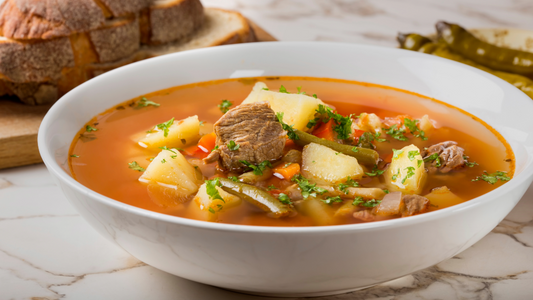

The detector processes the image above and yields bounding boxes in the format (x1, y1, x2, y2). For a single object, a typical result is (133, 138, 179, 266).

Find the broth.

(69, 77, 514, 226)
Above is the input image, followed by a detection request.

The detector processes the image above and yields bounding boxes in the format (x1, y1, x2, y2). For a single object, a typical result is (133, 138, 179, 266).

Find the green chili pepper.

(436, 21, 533, 75)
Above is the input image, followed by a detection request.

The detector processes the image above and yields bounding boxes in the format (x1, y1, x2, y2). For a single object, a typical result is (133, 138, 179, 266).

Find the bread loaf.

(0, 3, 258, 105)
(0, 0, 106, 40)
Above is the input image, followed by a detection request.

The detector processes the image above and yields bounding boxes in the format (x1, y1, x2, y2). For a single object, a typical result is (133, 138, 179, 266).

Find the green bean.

(293, 129, 379, 166)
(397, 33, 432, 51)
(436, 21, 533, 75)
(281, 149, 302, 164)
(238, 168, 273, 184)
(217, 178, 292, 217)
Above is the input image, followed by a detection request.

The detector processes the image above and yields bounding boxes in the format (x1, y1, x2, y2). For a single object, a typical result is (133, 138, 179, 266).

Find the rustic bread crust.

(0, 37, 74, 82)
(0, 0, 105, 40)
(99, 0, 151, 17)
(142, 0, 204, 45)
(1, 8, 257, 105)
(89, 16, 140, 63)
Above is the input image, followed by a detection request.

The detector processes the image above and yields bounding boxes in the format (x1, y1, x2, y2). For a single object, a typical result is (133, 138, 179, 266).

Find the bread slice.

(0, 0, 106, 40)
(89, 16, 140, 63)
(1, 8, 257, 105)
(98, 0, 151, 18)
(140, 0, 204, 45)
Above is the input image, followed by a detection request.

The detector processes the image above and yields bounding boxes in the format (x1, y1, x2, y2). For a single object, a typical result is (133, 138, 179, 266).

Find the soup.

(69, 77, 514, 226)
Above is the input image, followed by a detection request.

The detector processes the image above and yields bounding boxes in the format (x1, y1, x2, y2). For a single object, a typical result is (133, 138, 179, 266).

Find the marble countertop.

(2, 0, 533, 299)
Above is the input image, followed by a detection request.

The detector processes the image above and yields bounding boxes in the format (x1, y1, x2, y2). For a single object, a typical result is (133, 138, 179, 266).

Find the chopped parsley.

(292, 174, 328, 199)
(205, 178, 224, 202)
(128, 161, 145, 172)
(159, 146, 177, 153)
(351, 147, 359, 153)
(267, 184, 277, 191)
(227, 140, 240, 151)
(312, 94, 318, 99)
(212, 145, 219, 152)
(352, 196, 381, 208)
(70, 154, 79, 158)
(365, 165, 384, 177)
(408, 150, 420, 161)
(137, 97, 160, 108)
(424, 153, 442, 167)
(383, 189, 390, 194)
(208, 207, 216, 214)
(156, 118, 174, 137)
(278, 193, 293, 205)
(228, 176, 239, 182)
(391, 168, 400, 181)
(199, 121, 205, 126)
(307, 104, 353, 140)
(392, 149, 404, 160)
(384, 124, 407, 141)
(262, 87, 269, 91)
(417, 159, 423, 168)
(296, 86, 306, 94)
(85, 125, 98, 132)
(338, 176, 359, 194)
(218, 99, 233, 114)
(464, 155, 478, 167)
(161, 159, 166, 163)
(356, 132, 386, 148)
(403, 118, 428, 140)
(322, 196, 343, 205)
(276, 112, 299, 141)
(239, 160, 272, 175)
(279, 85, 289, 94)
(402, 166, 416, 184)
(472, 171, 510, 184)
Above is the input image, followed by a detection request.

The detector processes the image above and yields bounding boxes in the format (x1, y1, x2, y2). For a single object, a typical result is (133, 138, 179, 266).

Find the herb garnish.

(408, 150, 420, 161)
(391, 168, 400, 181)
(279, 85, 289, 94)
(161, 159, 166, 163)
(70, 154, 79, 158)
(292, 174, 328, 199)
(355, 132, 386, 148)
(296, 86, 306, 94)
(85, 125, 98, 132)
(352, 196, 381, 208)
(384, 124, 407, 141)
(463, 155, 478, 167)
(424, 153, 442, 167)
(276, 112, 299, 141)
(218, 100, 233, 114)
(137, 97, 160, 108)
(365, 165, 384, 177)
(228, 176, 239, 182)
(227, 140, 240, 151)
(156, 118, 174, 137)
(402, 166, 416, 184)
(262, 87, 269, 91)
(383, 189, 390, 194)
(206, 178, 224, 202)
(278, 193, 293, 205)
(128, 161, 145, 172)
(239, 160, 272, 175)
(312, 94, 318, 99)
(307, 104, 353, 140)
(267, 184, 277, 191)
(392, 149, 404, 160)
(159, 146, 177, 153)
(403, 118, 427, 140)
(322, 196, 343, 205)
(338, 176, 359, 194)
(472, 171, 510, 184)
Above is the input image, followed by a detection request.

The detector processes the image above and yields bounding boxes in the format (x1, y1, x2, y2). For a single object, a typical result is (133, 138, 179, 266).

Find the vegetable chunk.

(139, 149, 202, 197)
(302, 142, 364, 185)
(139, 115, 201, 149)
(241, 82, 324, 131)
(194, 182, 241, 214)
(384, 144, 427, 194)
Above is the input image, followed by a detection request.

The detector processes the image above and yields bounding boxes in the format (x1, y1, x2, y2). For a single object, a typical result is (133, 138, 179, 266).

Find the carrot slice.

(272, 163, 301, 180)
(198, 132, 217, 152)
(312, 120, 336, 141)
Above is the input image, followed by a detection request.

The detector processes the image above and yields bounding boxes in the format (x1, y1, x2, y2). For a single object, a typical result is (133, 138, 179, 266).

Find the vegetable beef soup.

(69, 77, 514, 227)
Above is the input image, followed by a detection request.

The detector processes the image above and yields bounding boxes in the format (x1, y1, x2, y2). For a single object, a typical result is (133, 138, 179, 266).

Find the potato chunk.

(384, 144, 427, 194)
(302, 143, 364, 185)
(352, 113, 382, 134)
(138, 115, 201, 149)
(424, 186, 463, 209)
(194, 182, 241, 213)
(241, 82, 324, 131)
(139, 149, 201, 197)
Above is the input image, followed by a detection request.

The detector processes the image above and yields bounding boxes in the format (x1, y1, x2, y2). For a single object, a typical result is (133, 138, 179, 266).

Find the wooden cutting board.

(0, 20, 276, 170)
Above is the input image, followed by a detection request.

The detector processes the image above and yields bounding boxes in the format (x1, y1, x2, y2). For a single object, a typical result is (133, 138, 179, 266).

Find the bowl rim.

(38, 41, 533, 234)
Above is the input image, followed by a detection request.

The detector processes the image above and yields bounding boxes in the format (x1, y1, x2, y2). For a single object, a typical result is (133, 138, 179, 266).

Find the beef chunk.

(422, 141, 465, 173)
(402, 194, 430, 217)
(212, 102, 286, 172)
(353, 210, 376, 222)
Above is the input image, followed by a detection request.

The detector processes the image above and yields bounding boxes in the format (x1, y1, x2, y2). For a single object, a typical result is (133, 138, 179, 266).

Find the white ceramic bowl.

(38, 42, 533, 297)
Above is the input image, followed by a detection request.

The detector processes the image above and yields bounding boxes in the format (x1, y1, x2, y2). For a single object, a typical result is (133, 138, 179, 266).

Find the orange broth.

(69, 77, 514, 226)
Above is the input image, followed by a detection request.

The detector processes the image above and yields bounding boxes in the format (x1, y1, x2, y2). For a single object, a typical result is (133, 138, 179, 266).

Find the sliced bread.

(0, 0, 106, 40)
(98, 0, 151, 18)
(140, 0, 204, 45)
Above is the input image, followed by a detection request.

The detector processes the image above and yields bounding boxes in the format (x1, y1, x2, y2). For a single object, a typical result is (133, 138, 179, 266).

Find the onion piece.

(374, 191, 403, 216)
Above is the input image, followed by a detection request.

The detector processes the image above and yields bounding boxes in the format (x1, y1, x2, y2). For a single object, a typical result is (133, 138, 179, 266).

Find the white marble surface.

(2, 0, 533, 299)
